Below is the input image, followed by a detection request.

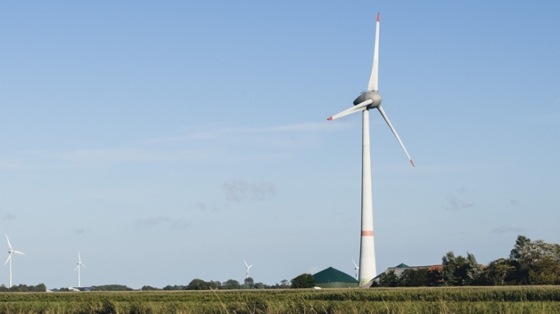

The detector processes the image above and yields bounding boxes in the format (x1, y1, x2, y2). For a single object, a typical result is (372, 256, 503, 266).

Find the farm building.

(313, 267, 358, 288)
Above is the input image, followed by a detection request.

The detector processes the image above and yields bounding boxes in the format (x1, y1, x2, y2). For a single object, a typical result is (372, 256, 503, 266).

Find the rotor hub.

(353, 91, 382, 108)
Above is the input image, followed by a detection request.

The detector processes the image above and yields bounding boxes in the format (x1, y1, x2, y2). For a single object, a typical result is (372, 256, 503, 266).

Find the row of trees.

(140, 275, 317, 291)
(376, 235, 560, 287)
(141, 277, 293, 291)
(0, 284, 46, 292)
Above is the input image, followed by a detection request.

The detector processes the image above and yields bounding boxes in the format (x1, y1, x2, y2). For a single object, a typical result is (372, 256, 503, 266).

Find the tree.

(427, 266, 443, 286)
(290, 274, 315, 288)
(528, 257, 560, 285)
(484, 258, 516, 286)
(377, 270, 399, 287)
(510, 235, 531, 260)
(243, 277, 255, 289)
(517, 240, 560, 267)
(185, 279, 214, 290)
(442, 252, 484, 286)
(399, 268, 428, 287)
(221, 279, 240, 290)
(141, 285, 159, 291)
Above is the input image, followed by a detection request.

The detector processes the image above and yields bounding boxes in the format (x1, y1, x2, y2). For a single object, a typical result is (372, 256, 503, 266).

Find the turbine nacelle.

(353, 91, 382, 109)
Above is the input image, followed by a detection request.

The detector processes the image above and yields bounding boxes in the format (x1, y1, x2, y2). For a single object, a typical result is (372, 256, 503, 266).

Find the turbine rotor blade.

(14, 251, 24, 255)
(4, 253, 11, 266)
(377, 106, 415, 167)
(75, 265, 79, 271)
(327, 99, 373, 121)
(82, 263, 86, 268)
(244, 260, 248, 267)
(5, 235, 12, 251)
(367, 13, 381, 92)
(352, 259, 358, 268)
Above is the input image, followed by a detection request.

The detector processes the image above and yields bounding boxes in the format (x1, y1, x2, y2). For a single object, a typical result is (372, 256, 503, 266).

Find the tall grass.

(0, 286, 559, 313)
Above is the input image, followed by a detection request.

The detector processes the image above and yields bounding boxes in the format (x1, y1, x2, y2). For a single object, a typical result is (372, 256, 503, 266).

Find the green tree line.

(375, 235, 560, 287)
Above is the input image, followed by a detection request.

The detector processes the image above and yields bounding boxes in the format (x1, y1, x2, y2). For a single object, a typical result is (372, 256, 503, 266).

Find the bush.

(290, 274, 315, 288)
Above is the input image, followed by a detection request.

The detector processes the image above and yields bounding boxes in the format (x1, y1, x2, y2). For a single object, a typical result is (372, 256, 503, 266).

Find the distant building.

(372, 263, 443, 284)
(313, 267, 359, 288)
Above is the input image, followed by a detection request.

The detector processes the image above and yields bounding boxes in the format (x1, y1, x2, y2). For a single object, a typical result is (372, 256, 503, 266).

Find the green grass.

(0, 286, 559, 313)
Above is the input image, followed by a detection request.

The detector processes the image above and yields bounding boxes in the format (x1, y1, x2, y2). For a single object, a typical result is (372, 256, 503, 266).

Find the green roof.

(395, 263, 409, 268)
(313, 267, 358, 284)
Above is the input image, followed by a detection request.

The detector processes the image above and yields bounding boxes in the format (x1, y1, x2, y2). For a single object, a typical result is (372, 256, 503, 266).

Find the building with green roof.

(313, 267, 359, 288)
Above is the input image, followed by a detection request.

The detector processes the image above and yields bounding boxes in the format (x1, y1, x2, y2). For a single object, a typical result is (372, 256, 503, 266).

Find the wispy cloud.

(135, 216, 191, 230)
(491, 226, 525, 234)
(146, 122, 344, 144)
(224, 180, 276, 202)
(2, 213, 17, 220)
(443, 194, 474, 211)
(195, 202, 220, 212)
(0, 158, 26, 171)
(530, 112, 560, 123)
(53, 148, 203, 163)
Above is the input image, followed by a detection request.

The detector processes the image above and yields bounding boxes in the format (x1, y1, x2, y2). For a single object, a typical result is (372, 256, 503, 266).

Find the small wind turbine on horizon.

(244, 260, 253, 279)
(328, 13, 414, 286)
(352, 259, 359, 281)
(75, 251, 86, 287)
(4, 235, 24, 288)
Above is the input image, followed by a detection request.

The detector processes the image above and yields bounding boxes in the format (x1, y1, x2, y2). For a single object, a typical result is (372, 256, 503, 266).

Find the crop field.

(0, 286, 560, 314)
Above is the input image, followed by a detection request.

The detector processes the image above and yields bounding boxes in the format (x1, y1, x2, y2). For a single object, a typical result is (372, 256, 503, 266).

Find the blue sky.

(0, 1, 559, 289)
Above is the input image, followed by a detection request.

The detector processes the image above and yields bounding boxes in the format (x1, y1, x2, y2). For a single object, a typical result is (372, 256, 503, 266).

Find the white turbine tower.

(328, 13, 414, 286)
(75, 251, 86, 287)
(244, 260, 253, 279)
(352, 259, 359, 281)
(4, 235, 24, 288)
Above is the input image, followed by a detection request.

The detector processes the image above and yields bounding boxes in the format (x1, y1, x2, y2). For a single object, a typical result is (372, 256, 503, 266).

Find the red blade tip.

(410, 159, 415, 167)
(377, 13, 380, 22)
(327, 116, 333, 121)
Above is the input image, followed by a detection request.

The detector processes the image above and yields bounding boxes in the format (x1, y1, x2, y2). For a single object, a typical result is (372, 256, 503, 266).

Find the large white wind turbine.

(328, 13, 414, 286)
(244, 260, 253, 279)
(4, 235, 24, 288)
(75, 251, 86, 287)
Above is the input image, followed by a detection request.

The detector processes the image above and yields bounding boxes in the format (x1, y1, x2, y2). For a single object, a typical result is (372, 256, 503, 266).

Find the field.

(1, 286, 560, 314)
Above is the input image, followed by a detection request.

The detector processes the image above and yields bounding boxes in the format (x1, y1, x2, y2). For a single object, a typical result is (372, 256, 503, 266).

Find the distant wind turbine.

(4, 235, 24, 288)
(352, 259, 359, 280)
(75, 251, 86, 287)
(244, 260, 253, 279)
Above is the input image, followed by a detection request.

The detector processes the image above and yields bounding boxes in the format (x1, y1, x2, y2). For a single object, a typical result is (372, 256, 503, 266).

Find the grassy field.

(0, 286, 560, 313)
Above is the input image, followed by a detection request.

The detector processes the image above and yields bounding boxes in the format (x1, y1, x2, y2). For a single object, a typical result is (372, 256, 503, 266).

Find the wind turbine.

(327, 13, 414, 286)
(352, 259, 359, 281)
(244, 260, 253, 279)
(4, 235, 24, 288)
(75, 251, 86, 287)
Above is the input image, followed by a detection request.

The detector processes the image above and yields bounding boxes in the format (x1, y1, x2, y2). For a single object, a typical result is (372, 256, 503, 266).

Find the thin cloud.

(195, 203, 220, 212)
(0, 159, 25, 171)
(491, 226, 525, 234)
(224, 180, 276, 202)
(530, 112, 560, 123)
(135, 216, 191, 230)
(53, 148, 203, 163)
(146, 122, 346, 144)
(443, 195, 474, 211)
(2, 213, 17, 220)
